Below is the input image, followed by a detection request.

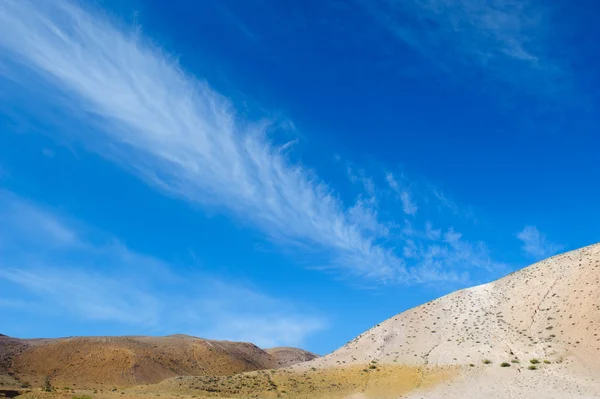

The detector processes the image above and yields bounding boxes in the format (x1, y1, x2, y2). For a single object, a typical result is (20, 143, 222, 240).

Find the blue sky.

(0, 0, 598, 355)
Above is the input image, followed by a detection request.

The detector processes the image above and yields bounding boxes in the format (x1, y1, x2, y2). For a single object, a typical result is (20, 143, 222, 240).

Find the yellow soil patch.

(11, 365, 456, 399)
(142, 364, 457, 399)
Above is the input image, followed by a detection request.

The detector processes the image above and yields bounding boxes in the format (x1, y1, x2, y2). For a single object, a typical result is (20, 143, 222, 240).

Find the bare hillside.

(295, 242, 600, 398)
(0, 334, 311, 388)
(265, 347, 319, 367)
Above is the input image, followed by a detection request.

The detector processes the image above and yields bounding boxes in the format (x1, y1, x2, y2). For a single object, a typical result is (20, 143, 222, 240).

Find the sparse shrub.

(482, 359, 492, 364)
(468, 363, 475, 367)
(42, 377, 54, 392)
(72, 396, 93, 399)
(543, 360, 551, 364)
(530, 359, 540, 364)
(500, 362, 510, 367)
(528, 365, 538, 370)
(511, 359, 520, 363)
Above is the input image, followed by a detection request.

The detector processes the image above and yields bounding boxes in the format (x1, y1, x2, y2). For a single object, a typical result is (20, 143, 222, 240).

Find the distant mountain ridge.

(265, 346, 319, 367)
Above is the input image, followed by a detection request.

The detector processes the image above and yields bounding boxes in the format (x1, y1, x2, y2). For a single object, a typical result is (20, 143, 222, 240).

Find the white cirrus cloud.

(516, 225, 563, 259)
(0, 1, 509, 286)
(361, 0, 571, 99)
(406, 223, 505, 285)
(386, 172, 418, 216)
(0, 0, 407, 282)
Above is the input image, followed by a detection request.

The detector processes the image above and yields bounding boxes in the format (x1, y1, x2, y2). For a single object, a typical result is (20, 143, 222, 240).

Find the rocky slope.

(0, 334, 312, 388)
(265, 347, 319, 367)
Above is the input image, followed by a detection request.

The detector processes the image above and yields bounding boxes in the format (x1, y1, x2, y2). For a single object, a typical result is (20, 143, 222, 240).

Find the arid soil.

(5, 364, 456, 399)
(0, 334, 315, 389)
(264, 347, 318, 368)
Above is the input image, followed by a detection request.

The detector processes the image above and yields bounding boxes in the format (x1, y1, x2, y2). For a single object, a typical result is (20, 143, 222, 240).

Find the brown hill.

(0, 334, 312, 388)
(264, 347, 319, 367)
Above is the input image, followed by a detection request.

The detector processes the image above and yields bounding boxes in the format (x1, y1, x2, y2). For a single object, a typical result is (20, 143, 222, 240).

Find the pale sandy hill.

(293, 242, 600, 398)
(0, 334, 311, 388)
(265, 347, 319, 367)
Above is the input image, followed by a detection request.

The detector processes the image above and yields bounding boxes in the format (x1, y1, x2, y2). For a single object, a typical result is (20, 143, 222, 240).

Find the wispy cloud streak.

(386, 173, 417, 216)
(0, 1, 511, 286)
(516, 225, 563, 259)
(362, 0, 570, 98)
(0, 0, 405, 282)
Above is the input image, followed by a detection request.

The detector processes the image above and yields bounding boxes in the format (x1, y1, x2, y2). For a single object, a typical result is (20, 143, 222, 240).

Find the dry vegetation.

(0, 335, 316, 389)
(5, 364, 456, 399)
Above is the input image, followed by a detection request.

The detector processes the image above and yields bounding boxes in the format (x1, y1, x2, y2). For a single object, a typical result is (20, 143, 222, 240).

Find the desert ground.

(3, 243, 600, 398)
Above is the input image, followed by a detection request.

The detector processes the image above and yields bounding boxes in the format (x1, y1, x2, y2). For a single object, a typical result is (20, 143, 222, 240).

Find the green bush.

(528, 365, 538, 370)
(482, 359, 492, 364)
(42, 377, 54, 392)
(530, 359, 540, 364)
(500, 362, 511, 367)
